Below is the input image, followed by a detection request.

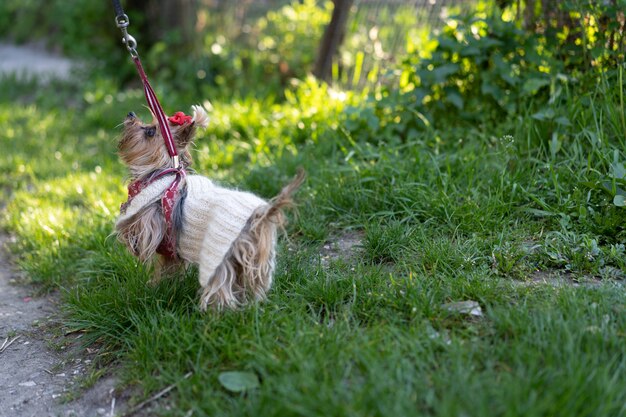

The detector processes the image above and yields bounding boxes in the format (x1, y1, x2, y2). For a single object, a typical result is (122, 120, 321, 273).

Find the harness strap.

(121, 168, 180, 213)
(120, 169, 186, 260)
(156, 170, 186, 259)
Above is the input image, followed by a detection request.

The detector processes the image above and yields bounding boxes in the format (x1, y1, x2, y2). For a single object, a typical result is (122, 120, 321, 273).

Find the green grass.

(1, 62, 625, 417)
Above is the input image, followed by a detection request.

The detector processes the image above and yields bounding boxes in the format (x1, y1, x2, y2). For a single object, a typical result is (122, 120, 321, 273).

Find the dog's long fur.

(116, 106, 303, 310)
(200, 176, 302, 310)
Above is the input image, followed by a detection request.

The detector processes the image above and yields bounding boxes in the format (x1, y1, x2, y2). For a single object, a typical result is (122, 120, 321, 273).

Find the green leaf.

(499, 71, 517, 86)
(524, 208, 556, 217)
(445, 92, 463, 109)
(493, 55, 517, 86)
(412, 87, 427, 103)
(554, 116, 571, 126)
(522, 78, 550, 94)
(479, 37, 504, 49)
(614, 195, 626, 207)
(365, 113, 380, 132)
(460, 46, 480, 57)
(437, 37, 463, 53)
(531, 107, 555, 121)
(585, 180, 626, 197)
(431, 64, 459, 84)
(581, 181, 602, 191)
(481, 79, 503, 100)
(550, 132, 561, 158)
(611, 162, 626, 179)
(444, 87, 464, 109)
(218, 371, 260, 392)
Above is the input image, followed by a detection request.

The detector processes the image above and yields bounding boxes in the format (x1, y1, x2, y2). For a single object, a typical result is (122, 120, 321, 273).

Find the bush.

(342, 2, 625, 141)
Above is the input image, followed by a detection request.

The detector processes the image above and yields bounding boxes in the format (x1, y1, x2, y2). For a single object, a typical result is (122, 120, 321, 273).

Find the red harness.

(120, 168, 186, 259)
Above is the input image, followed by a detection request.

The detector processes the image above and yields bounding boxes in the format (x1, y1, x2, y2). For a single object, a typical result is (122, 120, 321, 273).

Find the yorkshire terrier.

(115, 105, 304, 310)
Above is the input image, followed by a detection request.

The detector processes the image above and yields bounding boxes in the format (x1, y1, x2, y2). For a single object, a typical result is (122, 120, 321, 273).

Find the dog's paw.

(147, 276, 162, 287)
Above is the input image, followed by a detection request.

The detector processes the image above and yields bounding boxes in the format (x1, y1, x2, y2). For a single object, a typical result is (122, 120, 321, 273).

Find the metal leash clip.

(115, 13, 138, 58)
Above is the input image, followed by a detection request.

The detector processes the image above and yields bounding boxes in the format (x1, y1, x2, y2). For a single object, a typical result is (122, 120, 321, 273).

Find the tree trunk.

(127, 0, 198, 51)
(313, 0, 354, 82)
(523, 0, 535, 30)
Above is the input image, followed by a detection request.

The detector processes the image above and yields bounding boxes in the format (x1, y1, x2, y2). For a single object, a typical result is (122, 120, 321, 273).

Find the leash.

(111, 0, 180, 169)
(112, 0, 186, 259)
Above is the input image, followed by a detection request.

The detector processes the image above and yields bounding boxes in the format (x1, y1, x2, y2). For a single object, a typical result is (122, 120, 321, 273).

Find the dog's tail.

(243, 167, 305, 294)
(261, 168, 306, 226)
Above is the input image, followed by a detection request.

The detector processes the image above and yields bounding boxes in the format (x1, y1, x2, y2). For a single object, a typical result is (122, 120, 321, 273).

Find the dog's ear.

(191, 105, 209, 128)
(174, 123, 197, 148)
(175, 105, 209, 147)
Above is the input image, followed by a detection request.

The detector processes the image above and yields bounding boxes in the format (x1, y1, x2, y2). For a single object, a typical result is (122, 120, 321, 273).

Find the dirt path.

(0, 43, 128, 417)
(0, 237, 125, 417)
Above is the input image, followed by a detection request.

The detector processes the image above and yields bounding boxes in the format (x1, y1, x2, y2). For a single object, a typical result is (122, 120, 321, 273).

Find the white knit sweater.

(116, 175, 267, 286)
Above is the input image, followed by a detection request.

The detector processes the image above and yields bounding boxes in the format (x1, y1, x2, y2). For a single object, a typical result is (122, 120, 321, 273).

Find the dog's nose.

(127, 112, 136, 119)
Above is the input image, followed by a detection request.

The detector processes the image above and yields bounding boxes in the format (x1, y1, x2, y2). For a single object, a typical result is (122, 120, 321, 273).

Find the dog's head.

(118, 105, 209, 178)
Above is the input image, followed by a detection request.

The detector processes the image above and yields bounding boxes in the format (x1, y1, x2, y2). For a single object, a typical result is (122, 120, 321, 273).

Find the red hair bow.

(168, 111, 192, 125)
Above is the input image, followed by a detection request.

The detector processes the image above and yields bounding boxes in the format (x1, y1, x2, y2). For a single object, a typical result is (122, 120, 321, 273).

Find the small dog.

(115, 105, 303, 310)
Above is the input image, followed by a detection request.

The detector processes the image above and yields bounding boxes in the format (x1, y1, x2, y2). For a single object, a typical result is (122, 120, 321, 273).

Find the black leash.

(111, 0, 124, 18)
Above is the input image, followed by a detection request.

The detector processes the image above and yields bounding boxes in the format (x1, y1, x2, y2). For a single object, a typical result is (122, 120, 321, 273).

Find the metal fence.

(341, 0, 469, 87)
(200, 0, 470, 87)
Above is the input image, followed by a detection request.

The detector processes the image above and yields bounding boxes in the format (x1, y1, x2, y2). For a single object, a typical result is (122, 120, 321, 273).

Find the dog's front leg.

(150, 255, 184, 286)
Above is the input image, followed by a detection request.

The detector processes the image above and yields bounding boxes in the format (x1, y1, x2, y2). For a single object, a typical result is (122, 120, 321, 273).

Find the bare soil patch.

(0, 236, 130, 417)
(319, 230, 364, 266)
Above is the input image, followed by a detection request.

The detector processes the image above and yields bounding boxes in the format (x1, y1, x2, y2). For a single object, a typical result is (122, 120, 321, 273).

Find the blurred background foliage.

(0, 0, 624, 208)
(0, 0, 623, 95)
